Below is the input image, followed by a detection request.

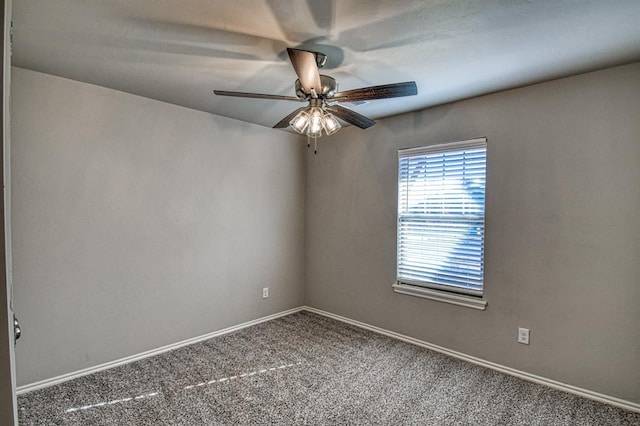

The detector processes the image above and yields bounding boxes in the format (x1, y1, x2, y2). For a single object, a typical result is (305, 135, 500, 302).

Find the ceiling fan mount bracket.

(314, 52, 327, 69)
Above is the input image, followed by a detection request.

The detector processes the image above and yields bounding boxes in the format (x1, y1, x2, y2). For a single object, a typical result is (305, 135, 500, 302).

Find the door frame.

(0, 0, 17, 424)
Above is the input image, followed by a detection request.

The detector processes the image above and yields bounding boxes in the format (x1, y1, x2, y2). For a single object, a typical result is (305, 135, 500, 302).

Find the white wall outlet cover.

(262, 287, 269, 299)
(518, 327, 530, 345)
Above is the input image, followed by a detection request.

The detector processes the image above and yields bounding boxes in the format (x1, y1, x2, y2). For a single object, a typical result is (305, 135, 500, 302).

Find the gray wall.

(11, 67, 305, 386)
(10, 61, 640, 405)
(305, 63, 640, 404)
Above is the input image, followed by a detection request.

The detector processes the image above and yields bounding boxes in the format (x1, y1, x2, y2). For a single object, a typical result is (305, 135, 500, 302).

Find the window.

(395, 138, 487, 309)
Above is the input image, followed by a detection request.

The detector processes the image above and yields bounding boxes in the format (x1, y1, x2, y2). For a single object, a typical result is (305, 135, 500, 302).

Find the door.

(0, 0, 17, 424)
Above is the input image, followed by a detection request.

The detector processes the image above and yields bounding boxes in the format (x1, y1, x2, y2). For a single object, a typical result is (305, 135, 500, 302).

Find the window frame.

(394, 137, 488, 310)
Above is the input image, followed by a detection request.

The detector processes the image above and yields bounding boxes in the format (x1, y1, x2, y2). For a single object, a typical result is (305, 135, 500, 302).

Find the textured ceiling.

(11, 0, 640, 130)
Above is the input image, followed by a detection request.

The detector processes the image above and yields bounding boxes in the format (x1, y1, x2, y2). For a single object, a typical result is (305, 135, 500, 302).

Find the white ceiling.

(11, 0, 640, 130)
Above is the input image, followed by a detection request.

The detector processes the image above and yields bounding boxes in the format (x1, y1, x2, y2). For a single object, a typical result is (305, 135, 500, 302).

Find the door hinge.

(10, 20, 14, 56)
(13, 315, 20, 344)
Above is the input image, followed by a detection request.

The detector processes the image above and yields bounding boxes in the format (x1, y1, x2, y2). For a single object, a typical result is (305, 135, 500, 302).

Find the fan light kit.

(290, 100, 341, 137)
(214, 48, 417, 153)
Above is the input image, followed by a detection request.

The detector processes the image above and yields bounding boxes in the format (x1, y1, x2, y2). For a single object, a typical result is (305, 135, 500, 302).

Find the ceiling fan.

(214, 48, 418, 146)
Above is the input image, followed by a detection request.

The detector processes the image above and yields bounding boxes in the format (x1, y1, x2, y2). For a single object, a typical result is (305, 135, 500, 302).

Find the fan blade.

(326, 105, 376, 129)
(214, 90, 301, 102)
(332, 81, 417, 102)
(287, 48, 322, 95)
(273, 107, 307, 129)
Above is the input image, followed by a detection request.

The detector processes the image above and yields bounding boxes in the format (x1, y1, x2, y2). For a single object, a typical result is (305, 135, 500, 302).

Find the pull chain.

(307, 134, 318, 155)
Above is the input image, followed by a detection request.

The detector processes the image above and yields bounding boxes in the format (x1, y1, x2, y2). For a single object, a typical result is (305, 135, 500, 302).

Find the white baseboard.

(17, 304, 640, 414)
(303, 306, 640, 414)
(16, 307, 304, 395)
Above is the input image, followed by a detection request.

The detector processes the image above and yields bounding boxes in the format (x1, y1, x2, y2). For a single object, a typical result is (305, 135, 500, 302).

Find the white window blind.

(397, 138, 487, 297)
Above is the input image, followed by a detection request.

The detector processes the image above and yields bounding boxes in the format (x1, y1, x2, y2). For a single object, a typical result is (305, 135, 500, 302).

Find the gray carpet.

(18, 311, 640, 425)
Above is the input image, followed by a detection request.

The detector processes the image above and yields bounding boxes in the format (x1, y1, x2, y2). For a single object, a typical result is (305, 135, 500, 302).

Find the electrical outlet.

(518, 327, 530, 345)
(262, 287, 269, 299)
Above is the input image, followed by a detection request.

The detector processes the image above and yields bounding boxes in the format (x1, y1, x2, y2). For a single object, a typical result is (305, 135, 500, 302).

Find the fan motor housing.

(295, 75, 337, 100)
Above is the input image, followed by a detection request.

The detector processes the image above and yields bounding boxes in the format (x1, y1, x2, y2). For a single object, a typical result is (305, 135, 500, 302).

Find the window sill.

(392, 283, 487, 310)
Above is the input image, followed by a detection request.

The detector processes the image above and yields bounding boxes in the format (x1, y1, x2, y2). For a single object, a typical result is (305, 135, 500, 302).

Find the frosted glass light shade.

(290, 109, 309, 134)
(322, 112, 341, 135)
(307, 107, 323, 138)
